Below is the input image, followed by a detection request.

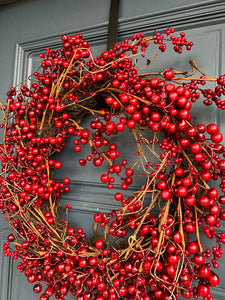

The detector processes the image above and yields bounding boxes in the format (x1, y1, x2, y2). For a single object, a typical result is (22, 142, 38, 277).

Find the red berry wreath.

(0, 27, 225, 300)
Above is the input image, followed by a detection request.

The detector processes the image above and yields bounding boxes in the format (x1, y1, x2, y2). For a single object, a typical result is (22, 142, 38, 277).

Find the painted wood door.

(1, 0, 225, 299)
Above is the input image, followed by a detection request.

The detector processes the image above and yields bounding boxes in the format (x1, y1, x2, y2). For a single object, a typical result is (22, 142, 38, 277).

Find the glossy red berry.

(164, 70, 174, 80)
(95, 239, 104, 249)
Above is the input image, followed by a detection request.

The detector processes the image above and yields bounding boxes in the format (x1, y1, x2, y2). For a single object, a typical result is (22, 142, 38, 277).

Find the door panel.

(1, 1, 225, 299)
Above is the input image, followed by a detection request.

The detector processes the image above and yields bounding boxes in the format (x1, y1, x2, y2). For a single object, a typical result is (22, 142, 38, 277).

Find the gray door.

(1, 0, 225, 299)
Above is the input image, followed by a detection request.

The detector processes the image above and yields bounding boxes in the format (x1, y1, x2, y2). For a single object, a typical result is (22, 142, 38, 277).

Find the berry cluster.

(0, 28, 225, 300)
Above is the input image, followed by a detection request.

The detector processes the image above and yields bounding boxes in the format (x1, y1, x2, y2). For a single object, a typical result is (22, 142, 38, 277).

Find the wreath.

(0, 27, 225, 300)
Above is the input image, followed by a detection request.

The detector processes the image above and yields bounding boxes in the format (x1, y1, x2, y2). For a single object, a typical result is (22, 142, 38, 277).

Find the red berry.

(199, 265, 211, 278)
(187, 241, 199, 253)
(211, 132, 223, 143)
(197, 284, 210, 297)
(207, 123, 218, 134)
(33, 284, 42, 293)
(208, 272, 220, 286)
(177, 186, 188, 197)
(95, 239, 104, 249)
(185, 195, 196, 206)
(161, 189, 171, 200)
(164, 70, 174, 81)
(198, 195, 210, 207)
(54, 161, 62, 169)
(47, 216, 54, 224)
